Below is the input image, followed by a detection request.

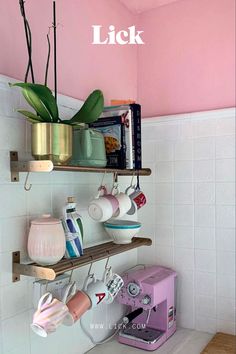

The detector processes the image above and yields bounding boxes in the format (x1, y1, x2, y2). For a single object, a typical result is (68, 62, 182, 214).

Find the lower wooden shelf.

(12, 237, 152, 282)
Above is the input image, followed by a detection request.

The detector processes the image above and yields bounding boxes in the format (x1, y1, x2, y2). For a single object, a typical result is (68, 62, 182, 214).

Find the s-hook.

(24, 172, 32, 191)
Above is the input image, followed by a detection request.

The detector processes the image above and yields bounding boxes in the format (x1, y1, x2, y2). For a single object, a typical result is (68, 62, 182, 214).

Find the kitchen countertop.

(86, 328, 213, 354)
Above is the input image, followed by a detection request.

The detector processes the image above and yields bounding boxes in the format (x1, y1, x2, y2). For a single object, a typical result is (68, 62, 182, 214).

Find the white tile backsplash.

(216, 183, 235, 205)
(215, 135, 235, 159)
(0, 76, 138, 354)
(138, 108, 235, 335)
(194, 137, 215, 160)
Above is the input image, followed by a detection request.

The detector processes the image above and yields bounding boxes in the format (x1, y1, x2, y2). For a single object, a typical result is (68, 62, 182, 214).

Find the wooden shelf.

(10, 151, 151, 182)
(12, 237, 152, 282)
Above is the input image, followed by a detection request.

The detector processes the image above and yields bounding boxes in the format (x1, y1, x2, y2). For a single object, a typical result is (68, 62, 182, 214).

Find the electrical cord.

(80, 316, 124, 345)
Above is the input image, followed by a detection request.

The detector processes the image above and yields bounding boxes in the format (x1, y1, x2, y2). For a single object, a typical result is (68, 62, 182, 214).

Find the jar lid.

(31, 214, 61, 225)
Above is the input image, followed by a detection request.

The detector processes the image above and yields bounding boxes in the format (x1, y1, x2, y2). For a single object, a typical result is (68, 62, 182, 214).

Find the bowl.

(104, 220, 141, 244)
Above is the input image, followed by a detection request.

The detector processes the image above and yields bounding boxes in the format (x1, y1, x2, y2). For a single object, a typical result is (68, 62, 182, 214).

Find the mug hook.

(24, 172, 32, 191)
(87, 261, 94, 277)
(105, 256, 111, 270)
(68, 269, 74, 283)
(113, 172, 118, 184)
(99, 171, 107, 189)
(136, 172, 140, 190)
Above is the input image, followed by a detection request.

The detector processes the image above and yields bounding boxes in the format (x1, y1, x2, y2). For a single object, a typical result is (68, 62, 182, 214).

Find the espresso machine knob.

(142, 295, 151, 305)
(127, 282, 140, 297)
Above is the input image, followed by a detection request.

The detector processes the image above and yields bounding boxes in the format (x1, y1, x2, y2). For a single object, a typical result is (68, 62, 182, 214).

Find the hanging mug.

(125, 186, 147, 215)
(103, 267, 124, 304)
(31, 292, 69, 337)
(83, 274, 109, 308)
(111, 184, 132, 219)
(88, 186, 119, 222)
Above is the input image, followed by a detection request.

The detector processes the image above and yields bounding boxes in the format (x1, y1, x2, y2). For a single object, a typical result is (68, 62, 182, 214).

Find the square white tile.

(194, 183, 215, 205)
(174, 161, 193, 182)
(155, 245, 174, 268)
(195, 295, 216, 318)
(216, 205, 235, 228)
(194, 137, 215, 160)
(217, 296, 235, 322)
(193, 160, 215, 182)
(216, 228, 235, 251)
(174, 183, 193, 204)
(174, 205, 194, 226)
(174, 248, 194, 271)
(215, 135, 235, 159)
(217, 274, 235, 299)
(156, 205, 173, 225)
(195, 206, 215, 228)
(216, 159, 235, 182)
(195, 316, 217, 334)
(216, 116, 236, 136)
(156, 183, 173, 204)
(216, 183, 235, 205)
(217, 251, 235, 275)
(195, 272, 216, 297)
(174, 226, 194, 248)
(195, 249, 216, 273)
(174, 140, 193, 160)
(156, 161, 173, 182)
(155, 225, 174, 246)
(195, 227, 215, 250)
(156, 141, 174, 161)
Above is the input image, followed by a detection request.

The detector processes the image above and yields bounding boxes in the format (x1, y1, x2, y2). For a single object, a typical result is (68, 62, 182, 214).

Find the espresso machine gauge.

(127, 282, 140, 297)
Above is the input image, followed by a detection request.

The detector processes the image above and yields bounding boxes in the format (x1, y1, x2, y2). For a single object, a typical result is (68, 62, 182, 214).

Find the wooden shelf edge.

(10, 151, 151, 177)
(12, 237, 152, 282)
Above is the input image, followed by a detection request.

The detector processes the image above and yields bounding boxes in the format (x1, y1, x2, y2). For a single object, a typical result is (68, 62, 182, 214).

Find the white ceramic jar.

(27, 214, 66, 265)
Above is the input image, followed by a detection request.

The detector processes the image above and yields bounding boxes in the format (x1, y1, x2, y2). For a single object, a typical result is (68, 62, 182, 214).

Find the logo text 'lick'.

(92, 25, 144, 45)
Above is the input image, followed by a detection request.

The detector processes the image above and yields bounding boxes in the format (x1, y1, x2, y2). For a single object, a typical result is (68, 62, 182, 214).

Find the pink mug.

(31, 292, 69, 337)
(64, 290, 91, 325)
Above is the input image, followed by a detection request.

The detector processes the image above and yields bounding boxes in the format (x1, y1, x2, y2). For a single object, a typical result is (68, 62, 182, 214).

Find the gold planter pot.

(31, 123, 72, 165)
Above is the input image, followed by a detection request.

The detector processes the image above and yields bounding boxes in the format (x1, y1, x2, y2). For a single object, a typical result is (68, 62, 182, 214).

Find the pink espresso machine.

(116, 265, 177, 351)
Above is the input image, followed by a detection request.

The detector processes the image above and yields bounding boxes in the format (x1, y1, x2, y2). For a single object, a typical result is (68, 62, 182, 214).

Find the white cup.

(88, 187, 119, 222)
(31, 293, 69, 337)
(83, 274, 109, 308)
(103, 267, 124, 304)
(112, 187, 132, 219)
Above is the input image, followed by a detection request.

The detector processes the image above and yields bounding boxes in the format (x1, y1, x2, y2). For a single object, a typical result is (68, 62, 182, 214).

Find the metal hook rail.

(12, 237, 152, 282)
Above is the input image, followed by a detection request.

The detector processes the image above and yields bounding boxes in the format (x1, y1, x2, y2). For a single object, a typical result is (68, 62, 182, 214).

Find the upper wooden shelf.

(12, 237, 152, 282)
(10, 151, 151, 182)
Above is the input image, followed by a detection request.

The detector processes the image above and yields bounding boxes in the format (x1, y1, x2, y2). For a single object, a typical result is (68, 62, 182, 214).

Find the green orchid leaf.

(17, 109, 44, 122)
(22, 88, 53, 122)
(70, 90, 104, 124)
(10, 83, 58, 122)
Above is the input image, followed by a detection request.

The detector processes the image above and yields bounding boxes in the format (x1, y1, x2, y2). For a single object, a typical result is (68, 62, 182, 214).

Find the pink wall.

(138, 0, 236, 117)
(0, 0, 235, 117)
(0, 0, 137, 105)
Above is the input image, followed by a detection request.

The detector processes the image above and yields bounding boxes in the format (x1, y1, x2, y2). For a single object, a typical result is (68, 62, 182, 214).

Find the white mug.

(88, 186, 119, 222)
(31, 293, 69, 337)
(60, 281, 77, 304)
(83, 274, 109, 308)
(103, 267, 124, 304)
(111, 186, 132, 219)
